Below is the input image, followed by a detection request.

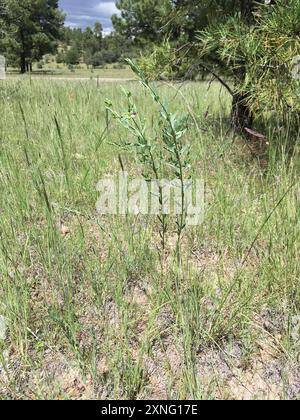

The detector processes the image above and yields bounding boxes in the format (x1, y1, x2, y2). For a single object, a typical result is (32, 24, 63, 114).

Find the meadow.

(0, 77, 299, 400)
(6, 63, 135, 80)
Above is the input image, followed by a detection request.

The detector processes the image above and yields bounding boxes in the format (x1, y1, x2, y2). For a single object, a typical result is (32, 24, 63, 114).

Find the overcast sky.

(59, 0, 120, 34)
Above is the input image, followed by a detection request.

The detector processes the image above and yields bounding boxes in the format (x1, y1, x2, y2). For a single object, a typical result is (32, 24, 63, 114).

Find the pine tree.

(112, 0, 172, 45)
(198, 0, 300, 130)
(0, 0, 64, 73)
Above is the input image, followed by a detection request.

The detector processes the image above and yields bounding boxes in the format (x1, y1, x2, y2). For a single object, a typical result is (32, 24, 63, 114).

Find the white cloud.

(103, 28, 113, 36)
(70, 14, 94, 21)
(65, 20, 80, 28)
(94, 1, 120, 18)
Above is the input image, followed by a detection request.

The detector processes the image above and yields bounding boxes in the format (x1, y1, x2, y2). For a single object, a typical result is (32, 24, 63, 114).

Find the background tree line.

(58, 25, 135, 68)
(0, 0, 299, 133)
(0, 0, 136, 72)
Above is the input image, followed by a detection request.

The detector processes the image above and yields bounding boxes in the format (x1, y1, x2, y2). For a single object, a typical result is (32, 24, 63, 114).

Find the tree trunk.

(20, 29, 27, 74)
(20, 54, 26, 74)
(240, 0, 255, 21)
(231, 92, 253, 131)
(25, 62, 32, 72)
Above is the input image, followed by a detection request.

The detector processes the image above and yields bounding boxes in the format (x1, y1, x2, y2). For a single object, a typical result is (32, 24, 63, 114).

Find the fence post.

(0, 55, 6, 80)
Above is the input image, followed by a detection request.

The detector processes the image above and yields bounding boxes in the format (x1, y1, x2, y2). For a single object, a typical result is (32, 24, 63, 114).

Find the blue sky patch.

(59, 0, 120, 33)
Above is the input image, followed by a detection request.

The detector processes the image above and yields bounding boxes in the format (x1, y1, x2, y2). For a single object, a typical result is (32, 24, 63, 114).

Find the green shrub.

(138, 41, 177, 80)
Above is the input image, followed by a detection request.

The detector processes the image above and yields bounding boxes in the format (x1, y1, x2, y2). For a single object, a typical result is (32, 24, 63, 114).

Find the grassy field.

(0, 78, 299, 400)
(7, 64, 135, 80)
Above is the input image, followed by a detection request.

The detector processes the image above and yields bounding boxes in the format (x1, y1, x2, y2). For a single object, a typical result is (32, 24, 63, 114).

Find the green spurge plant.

(106, 59, 191, 258)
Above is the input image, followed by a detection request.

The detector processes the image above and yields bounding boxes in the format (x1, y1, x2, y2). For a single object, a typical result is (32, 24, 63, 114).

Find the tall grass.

(0, 78, 299, 400)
